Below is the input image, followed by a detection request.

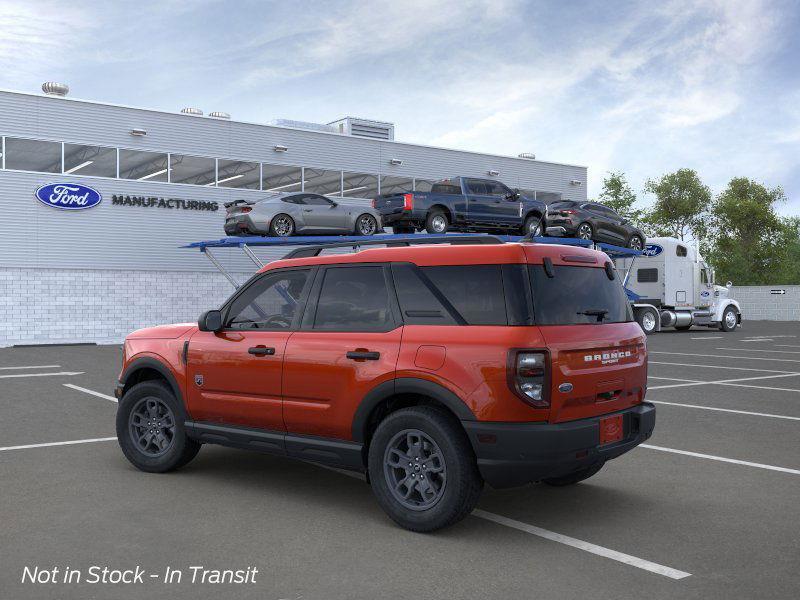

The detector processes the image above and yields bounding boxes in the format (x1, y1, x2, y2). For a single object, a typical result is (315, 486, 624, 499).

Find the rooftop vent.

(328, 117, 394, 141)
(269, 119, 337, 134)
(42, 82, 69, 97)
(209, 111, 230, 119)
(180, 107, 203, 116)
(518, 152, 536, 160)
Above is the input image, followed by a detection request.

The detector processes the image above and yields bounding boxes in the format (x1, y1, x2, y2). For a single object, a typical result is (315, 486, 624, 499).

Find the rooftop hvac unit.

(328, 117, 395, 141)
(518, 152, 536, 160)
(42, 82, 69, 96)
(269, 119, 337, 134)
(181, 107, 204, 116)
(209, 111, 230, 119)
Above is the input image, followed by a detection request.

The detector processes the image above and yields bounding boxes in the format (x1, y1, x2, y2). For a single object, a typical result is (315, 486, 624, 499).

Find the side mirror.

(329, 201, 338, 208)
(198, 309, 223, 332)
(726, 281, 732, 289)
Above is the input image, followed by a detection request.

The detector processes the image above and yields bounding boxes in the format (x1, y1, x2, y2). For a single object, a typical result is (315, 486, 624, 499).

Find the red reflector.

(477, 434, 497, 444)
(402, 193, 414, 211)
(575, 450, 589, 459)
(599, 414, 624, 445)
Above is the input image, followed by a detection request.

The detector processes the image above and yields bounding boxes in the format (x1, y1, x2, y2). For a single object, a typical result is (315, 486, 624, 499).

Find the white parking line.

(648, 372, 800, 390)
(314, 463, 691, 579)
(472, 510, 691, 579)
(690, 336, 723, 340)
(63, 383, 117, 402)
(716, 348, 800, 354)
(650, 351, 800, 363)
(0, 365, 61, 370)
(0, 371, 84, 379)
(641, 444, 800, 476)
(740, 339, 774, 342)
(0, 437, 117, 452)
(650, 400, 800, 421)
(649, 361, 797, 374)
(776, 344, 800, 349)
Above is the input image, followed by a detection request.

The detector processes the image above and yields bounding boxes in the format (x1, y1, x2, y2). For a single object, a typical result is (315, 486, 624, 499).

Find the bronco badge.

(195, 374, 204, 386)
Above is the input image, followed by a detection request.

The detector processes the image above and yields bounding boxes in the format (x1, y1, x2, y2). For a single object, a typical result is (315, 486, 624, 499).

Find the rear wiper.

(577, 309, 609, 322)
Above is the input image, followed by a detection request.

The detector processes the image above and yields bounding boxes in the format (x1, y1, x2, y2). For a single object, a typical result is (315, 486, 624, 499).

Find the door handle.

(303, 209, 313, 212)
(248, 346, 276, 356)
(346, 351, 380, 360)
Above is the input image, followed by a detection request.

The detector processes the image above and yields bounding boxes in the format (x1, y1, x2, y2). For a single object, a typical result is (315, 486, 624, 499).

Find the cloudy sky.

(1, 0, 798, 213)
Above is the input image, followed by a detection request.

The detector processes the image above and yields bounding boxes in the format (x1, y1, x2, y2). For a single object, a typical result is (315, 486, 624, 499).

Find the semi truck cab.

(614, 236, 742, 334)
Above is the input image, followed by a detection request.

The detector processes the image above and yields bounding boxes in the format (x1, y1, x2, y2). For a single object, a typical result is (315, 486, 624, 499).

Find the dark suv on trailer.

(115, 239, 654, 532)
(546, 200, 646, 249)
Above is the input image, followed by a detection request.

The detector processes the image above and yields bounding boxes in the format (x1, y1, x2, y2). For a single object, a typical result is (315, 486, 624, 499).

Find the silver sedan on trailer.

(224, 192, 383, 237)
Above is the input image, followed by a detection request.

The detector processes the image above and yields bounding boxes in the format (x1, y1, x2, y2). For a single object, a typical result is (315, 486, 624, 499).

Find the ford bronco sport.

(116, 239, 655, 532)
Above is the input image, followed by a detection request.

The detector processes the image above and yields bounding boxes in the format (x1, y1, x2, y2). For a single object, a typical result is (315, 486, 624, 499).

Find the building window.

(262, 163, 302, 193)
(414, 178, 436, 192)
(169, 154, 216, 186)
(119, 149, 169, 182)
(341, 172, 379, 198)
(63, 144, 117, 177)
(4, 138, 61, 173)
(304, 168, 342, 196)
(379, 175, 413, 195)
(217, 159, 260, 189)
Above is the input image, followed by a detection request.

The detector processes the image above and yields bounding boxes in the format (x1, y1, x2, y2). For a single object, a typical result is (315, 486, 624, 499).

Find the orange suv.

(115, 239, 654, 531)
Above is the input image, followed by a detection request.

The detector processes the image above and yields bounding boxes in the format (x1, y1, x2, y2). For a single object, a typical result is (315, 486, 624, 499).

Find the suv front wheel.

(116, 380, 200, 473)
(368, 406, 483, 532)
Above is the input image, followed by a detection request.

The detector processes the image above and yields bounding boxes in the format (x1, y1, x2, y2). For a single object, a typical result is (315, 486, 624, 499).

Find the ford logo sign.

(35, 183, 102, 210)
(641, 243, 663, 257)
(701, 290, 710, 297)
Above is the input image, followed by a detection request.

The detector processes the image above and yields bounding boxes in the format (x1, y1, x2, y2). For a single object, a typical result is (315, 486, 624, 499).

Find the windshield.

(529, 265, 632, 325)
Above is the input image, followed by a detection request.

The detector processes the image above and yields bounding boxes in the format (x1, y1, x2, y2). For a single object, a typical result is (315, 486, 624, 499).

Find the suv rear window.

(529, 265, 632, 325)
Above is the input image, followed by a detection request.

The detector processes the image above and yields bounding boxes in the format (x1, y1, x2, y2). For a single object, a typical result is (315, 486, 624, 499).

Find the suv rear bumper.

(462, 403, 655, 489)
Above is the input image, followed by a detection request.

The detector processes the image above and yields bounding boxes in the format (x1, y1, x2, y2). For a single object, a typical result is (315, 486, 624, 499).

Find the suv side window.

(225, 269, 310, 330)
(421, 265, 508, 325)
(391, 264, 458, 325)
(313, 266, 394, 331)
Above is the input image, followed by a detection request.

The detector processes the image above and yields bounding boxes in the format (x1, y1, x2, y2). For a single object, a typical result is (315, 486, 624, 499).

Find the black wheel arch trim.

(351, 377, 476, 443)
(119, 356, 183, 405)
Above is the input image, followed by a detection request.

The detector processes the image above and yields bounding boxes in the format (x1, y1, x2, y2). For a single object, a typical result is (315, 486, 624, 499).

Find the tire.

(719, 306, 738, 332)
(269, 214, 295, 237)
(368, 406, 483, 532)
(576, 222, 593, 240)
(392, 225, 416, 235)
(355, 213, 378, 236)
(627, 235, 644, 251)
(635, 308, 658, 335)
(116, 380, 200, 473)
(543, 462, 604, 486)
(425, 210, 449, 234)
(523, 215, 543, 237)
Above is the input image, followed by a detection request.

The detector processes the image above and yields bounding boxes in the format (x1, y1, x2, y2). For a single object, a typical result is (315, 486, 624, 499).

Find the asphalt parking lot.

(2, 321, 800, 600)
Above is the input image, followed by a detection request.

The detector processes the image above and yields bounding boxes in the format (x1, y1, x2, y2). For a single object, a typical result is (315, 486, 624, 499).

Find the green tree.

(642, 169, 711, 240)
(704, 177, 796, 285)
(597, 171, 643, 226)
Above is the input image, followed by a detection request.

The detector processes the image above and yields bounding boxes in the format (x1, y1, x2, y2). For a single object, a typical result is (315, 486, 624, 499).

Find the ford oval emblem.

(701, 290, 710, 297)
(35, 183, 102, 210)
(558, 382, 573, 393)
(641, 244, 663, 257)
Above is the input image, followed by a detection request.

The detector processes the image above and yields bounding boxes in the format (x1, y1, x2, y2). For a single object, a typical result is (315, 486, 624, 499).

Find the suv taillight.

(240, 207, 252, 213)
(371, 198, 377, 208)
(508, 350, 550, 408)
(560, 209, 576, 215)
(403, 193, 414, 211)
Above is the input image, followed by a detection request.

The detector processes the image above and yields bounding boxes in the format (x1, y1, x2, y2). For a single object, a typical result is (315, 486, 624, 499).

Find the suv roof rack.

(282, 234, 504, 259)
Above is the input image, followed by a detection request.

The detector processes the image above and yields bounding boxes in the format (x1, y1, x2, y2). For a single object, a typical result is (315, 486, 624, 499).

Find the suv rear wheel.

(368, 406, 483, 532)
(576, 222, 594, 240)
(425, 210, 449, 234)
(116, 380, 200, 473)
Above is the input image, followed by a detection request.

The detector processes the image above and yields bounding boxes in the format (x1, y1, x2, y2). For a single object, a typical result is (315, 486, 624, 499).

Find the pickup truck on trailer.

(614, 236, 742, 334)
(372, 177, 547, 236)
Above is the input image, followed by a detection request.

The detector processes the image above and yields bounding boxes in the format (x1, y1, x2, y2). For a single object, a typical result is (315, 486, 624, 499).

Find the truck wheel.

(576, 222, 593, 240)
(269, 214, 295, 237)
(635, 308, 658, 335)
(543, 462, 604, 486)
(523, 215, 543, 237)
(425, 210, 449, 234)
(116, 381, 200, 473)
(719, 306, 738, 332)
(368, 406, 483, 532)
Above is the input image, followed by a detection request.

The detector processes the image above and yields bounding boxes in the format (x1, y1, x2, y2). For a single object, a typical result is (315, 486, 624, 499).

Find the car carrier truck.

(614, 236, 742, 334)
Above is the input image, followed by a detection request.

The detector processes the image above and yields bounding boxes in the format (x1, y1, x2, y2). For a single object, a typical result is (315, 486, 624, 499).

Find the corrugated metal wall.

(0, 90, 587, 272)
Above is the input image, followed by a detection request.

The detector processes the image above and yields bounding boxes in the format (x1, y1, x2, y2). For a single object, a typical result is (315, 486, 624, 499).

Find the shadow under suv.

(115, 240, 655, 532)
